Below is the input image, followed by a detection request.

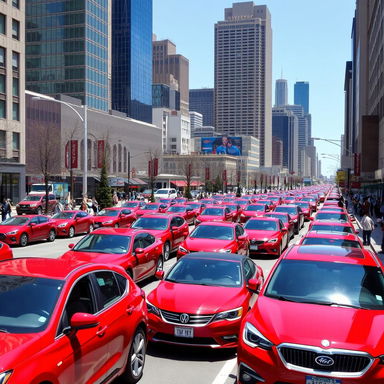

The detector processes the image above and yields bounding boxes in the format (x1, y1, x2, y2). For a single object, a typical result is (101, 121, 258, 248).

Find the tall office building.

(294, 81, 309, 114)
(215, 1, 272, 166)
(112, 0, 153, 123)
(189, 111, 203, 132)
(189, 88, 215, 127)
(26, 0, 110, 111)
(275, 79, 288, 107)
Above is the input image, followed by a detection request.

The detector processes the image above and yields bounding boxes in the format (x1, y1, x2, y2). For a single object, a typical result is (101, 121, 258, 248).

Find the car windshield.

(0, 276, 63, 333)
(245, 205, 265, 212)
(143, 204, 159, 210)
(301, 198, 315, 202)
(190, 225, 234, 240)
(123, 202, 139, 208)
(0, 217, 30, 226)
(167, 206, 186, 213)
(73, 234, 131, 254)
(296, 203, 309, 209)
(267, 214, 288, 223)
(310, 224, 354, 234)
(201, 208, 224, 216)
(132, 217, 168, 230)
(275, 206, 297, 215)
(244, 220, 278, 231)
(97, 209, 119, 217)
(23, 195, 41, 201)
(155, 190, 169, 195)
(166, 258, 242, 287)
(187, 204, 200, 209)
(302, 238, 361, 248)
(224, 205, 237, 211)
(52, 212, 75, 219)
(316, 213, 348, 222)
(265, 259, 384, 310)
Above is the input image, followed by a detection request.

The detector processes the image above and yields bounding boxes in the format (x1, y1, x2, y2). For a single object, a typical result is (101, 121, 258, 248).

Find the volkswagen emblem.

(315, 356, 335, 367)
(180, 313, 190, 324)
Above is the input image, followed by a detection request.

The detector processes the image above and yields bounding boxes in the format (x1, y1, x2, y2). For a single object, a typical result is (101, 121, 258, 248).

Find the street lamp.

(27, 90, 88, 198)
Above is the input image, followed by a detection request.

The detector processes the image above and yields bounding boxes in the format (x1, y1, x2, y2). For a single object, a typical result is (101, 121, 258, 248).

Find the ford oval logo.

(315, 356, 335, 367)
(180, 313, 190, 324)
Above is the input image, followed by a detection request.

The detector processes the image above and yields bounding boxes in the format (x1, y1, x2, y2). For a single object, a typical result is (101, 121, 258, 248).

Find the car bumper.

(56, 227, 70, 236)
(93, 222, 114, 228)
(249, 241, 280, 255)
(0, 234, 19, 245)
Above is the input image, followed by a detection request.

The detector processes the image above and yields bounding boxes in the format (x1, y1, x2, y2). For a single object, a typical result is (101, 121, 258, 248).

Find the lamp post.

(27, 90, 88, 198)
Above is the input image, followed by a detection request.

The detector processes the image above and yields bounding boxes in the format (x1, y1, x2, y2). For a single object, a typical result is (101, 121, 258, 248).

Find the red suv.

(16, 194, 57, 215)
(237, 245, 384, 383)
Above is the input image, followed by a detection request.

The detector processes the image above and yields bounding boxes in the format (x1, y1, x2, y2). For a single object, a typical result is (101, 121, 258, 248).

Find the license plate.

(250, 245, 258, 251)
(94, 223, 100, 228)
(174, 327, 193, 338)
(306, 376, 341, 384)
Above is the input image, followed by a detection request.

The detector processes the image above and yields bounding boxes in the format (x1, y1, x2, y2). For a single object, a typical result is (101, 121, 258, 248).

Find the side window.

(49, 195, 55, 201)
(94, 271, 121, 309)
(176, 217, 185, 227)
(133, 236, 142, 250)
(279, 220, 284, 230)
(170, 217, 178, 227)
(75, 212, 83, 218)
(38, 216, 48, 224)
(114, 273, 128, 295)
(30, 217, 39, 224)
(236, 225, 244, 237)
(145, 234, 155, 247)
(244, 260, 256, 282)
(122, 209, 131, 215)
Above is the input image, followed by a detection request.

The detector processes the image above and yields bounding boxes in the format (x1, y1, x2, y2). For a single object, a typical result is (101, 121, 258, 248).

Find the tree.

(213, 174, 222, 193)
(96, 159, 113, 209)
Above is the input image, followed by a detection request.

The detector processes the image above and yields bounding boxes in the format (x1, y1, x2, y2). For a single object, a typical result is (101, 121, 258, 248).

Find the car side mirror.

(247, 278, 261, 293)
(66, 313, 99, 334)
(355, 230, 359, 234)
(135, 248, 145, 255)
(155, 270, 165, 280)
(30, 222, 36, 227)
(68, 243, 75, 249)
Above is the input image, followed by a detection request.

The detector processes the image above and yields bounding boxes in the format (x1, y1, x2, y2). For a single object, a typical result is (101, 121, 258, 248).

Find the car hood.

(184, 238, 235, 252)
(61, 250, 127, 264)
(197, 215, 224, 222)
(246, 230, 280, 240)
(251, 296, 384, 355)
(0, 225, 24, 233)
(149, 282, 244, 314)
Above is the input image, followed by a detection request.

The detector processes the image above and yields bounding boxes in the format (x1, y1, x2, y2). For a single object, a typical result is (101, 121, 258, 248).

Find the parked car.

(135, 203, 169, 217)
(147, 252, 263, 348)
(0, 241, 12, 259)
(52, 210, 94, 237)
(240, 204, 270, 223)
(16, 194, 57, 215)
(122, 200, 146, 212)
(154, 188, 178, 200)
(264, 212, 295, 240)
(0, 215, 56, 246)
(185, 202, 206, 216)
(93, 208, 136, 228)
(299, 231, 364, 248)
(196, 206, 233, 224)
(221, 203, 243, 222)
(0, 257, 147, 383)
(308, 221, 358, 235)
(274, 204, 304, 234)
(294, 201, 312, 221)
(166, 204, 196, 225)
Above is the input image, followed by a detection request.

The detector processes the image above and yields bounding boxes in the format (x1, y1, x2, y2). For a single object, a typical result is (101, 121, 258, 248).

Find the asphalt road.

(12, 221, 311, 384)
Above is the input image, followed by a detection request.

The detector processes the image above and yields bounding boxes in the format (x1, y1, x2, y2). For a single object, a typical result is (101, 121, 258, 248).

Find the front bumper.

(249, 241, 280, 255)
(0, 234, 18, 245)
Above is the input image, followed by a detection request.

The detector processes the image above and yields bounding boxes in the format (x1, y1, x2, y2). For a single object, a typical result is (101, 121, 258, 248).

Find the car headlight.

(267, 238, 278, 243)
(103, 220, 113, 224)
(58, 222, 68, 227)
(0, 370, 12, 384)
(30, 204, 37, 207)
(146, 299, 161, 317)
(6, 230, 18, 235)
(214, 307, 243, 321)
(218, 249, 232, 253)
(179, 246, 189, 253)
(243, 322, 273, 350)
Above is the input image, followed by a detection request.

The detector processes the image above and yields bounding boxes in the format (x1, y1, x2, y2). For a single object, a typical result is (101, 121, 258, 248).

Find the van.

(153, 188, 177, 200)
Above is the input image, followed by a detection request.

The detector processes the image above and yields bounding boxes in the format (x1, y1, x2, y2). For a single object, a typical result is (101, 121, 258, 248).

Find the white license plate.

(174, 327, 193, 338)
(306, 376, 341, 384)
(250, 245, 258, 251)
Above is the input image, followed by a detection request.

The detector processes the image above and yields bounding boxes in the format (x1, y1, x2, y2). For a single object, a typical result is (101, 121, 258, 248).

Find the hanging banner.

(354, 153, 361, 177)
(65, 140, 78, 169)
(97, 140, 105, 168)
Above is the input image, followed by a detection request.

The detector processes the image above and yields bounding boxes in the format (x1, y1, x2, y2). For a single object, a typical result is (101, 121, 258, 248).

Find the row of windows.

(26, 1, 85, 16)
(0, 14, 20, 39)
(0, 47, 20, 70)
(26, 54, 85, 68)
(26, 106, 60, 124)
(0, 131, 20, 151)
(0, 75, 19, 96)
(26, 39, 85, 55)
(26, 67, 85, 81)
(26, 13, 85, 29)
(0, 100, 20, 120)
(26, 26, 86, 42)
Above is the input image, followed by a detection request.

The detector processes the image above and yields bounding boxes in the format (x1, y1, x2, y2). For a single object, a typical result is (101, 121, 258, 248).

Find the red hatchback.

(122, 200, 146, 212)
(135, 203, 169, 217)
(61, 228, 164, 282)
(0, 257, 147, 383)
(177, 222, 249, 258)
(147, 252, 263, 349)
(237, 245, 384, 384)
(166, 204, 196, 225)
(93, 207, 136, 229)
(196, 206, 233, 224)
(52, 210, 94, 238)
(240, 204, 269, 223)
(0, 215, 56, 247)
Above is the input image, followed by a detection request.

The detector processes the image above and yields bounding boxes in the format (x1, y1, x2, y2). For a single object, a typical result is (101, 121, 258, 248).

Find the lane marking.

(211, 358, 237, 384)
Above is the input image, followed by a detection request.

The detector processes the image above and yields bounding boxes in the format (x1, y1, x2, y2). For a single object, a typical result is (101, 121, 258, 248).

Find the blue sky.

(153, 0, 356, 177)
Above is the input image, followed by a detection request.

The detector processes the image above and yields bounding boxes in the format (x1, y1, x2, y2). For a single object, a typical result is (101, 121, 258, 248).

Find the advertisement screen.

(201, 136, 242, 156)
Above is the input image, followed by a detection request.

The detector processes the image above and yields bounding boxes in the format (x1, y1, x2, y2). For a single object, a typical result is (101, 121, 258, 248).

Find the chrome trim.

(160, 309, 214, 327)
(152, 336, 220, 348)
(277, 342, 374, 378)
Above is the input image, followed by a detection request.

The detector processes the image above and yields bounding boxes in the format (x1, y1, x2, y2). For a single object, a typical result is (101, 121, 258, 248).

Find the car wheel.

(68, 226, 75, 238)
(121, 327, 146, 384)
(88, 224, 94, 233)
(163, 242, 170, 261)
(48, 229, 56, 242)
(37, 207, 42, 215)
(156, 255, 164, 272)
(19, 233, 28, 247)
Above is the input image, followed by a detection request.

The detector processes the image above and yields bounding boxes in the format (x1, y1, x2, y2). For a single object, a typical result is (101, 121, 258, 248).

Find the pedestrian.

(113, 192, 118, 206)
(5, 199, 11, 218)
(1, 198, 10, 221)
(362, 197, 371, 216)
(91, 197, 99, 214)
(81, 195, 88, 211)
(361, 213, 375, 246)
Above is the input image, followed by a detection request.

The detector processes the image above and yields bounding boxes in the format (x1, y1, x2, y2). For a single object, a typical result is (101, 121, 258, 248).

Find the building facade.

(189, 88, 215, 127)
(275, 79, 288, 107)
(294, 81, 309, 114)
(214, 1, 272, 167)
(0, 0, 25, 202)
(112, 0, 152, 123)
(189, 111, 203, 132)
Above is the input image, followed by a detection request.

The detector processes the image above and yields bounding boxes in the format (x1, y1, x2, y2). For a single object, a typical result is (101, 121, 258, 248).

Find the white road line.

(211, 358, 237, 384)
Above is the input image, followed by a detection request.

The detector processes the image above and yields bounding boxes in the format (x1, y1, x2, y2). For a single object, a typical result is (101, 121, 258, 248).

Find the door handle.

(96, 326, 107, 337)
(126, 306, 134, 315)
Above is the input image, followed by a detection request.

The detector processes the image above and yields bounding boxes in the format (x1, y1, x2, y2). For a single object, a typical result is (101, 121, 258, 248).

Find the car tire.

(88, 224, 94, 233)
(121, 327, 147, 384)
(19, 233, 28, 247)
(37, 207, 42, 215)
(163, 242, 171, 262)
(156, 255, 164, 272)
(47, 229, 56, 242)
(68, 226, 75, 238)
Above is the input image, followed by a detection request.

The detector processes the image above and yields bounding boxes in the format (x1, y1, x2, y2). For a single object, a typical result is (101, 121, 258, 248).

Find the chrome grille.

(160, 309, 214, 326)
(250, 240, 264, 245)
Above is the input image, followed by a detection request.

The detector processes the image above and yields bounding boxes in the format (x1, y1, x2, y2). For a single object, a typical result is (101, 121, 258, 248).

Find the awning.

(108, 177, 147, 187)
(128, 178, 147, 186)
(171, 180, 202, 187)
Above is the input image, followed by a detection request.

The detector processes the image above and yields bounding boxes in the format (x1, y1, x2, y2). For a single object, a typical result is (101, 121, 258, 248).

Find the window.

(12, 0, 19, 8)
(12, 51, 19, 71)
(0, 74, 5, 94)
(244, 259, 256, 282)
(12, 19, 19, 40)
(0, 14, 5, 35)
(94, 271, 121, 308)
(0, 100, 5, 118)
(38, 216, 48, 224)
(0, 131, 5, 148)
(0, 47, 5, 67)
(12, 102, 19, 120)
(12, 78, 18, 97)
(12, 132, 19, 150)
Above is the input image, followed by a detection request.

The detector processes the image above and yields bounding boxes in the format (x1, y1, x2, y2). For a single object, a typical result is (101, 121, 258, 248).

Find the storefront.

(0, 163, 26, 204)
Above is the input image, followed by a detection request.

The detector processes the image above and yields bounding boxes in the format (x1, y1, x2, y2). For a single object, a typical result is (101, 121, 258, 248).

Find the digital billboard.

(201, 136, 242, 156)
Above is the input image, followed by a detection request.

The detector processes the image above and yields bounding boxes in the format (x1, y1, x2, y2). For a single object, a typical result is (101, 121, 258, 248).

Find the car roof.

(89, 227, 137, 235)
(137, 213, 176, 219)
(302, 232, 359, 240)
(182, 251, 246, 262)
(246, 217, 279, 222)
(12, 215, 47, 218)
(195, 221, 237, 227)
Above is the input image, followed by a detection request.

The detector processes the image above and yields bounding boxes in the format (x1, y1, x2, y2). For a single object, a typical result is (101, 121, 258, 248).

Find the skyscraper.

(189, 88, 215, 127)
(215, 1, 272, 166)
(26, 0, 110, 111)
(275, 79, 288, 107)
(294, 81, 309, 114)
(112, 0, 153, 123)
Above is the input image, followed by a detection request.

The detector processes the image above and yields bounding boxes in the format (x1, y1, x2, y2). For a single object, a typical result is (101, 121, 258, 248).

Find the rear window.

(316, 213, 348, 222)
(310, 225, 353, 233)
(302, 237, 361, 248)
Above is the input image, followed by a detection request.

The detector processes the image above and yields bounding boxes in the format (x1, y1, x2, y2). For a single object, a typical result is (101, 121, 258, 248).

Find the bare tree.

(178, 156, 203, 199)
(147, 149, 161, 202)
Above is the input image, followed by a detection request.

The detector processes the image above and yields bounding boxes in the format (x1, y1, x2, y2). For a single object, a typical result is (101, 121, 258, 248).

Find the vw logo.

(179, 313, 190, 324)
(315, 356, 335, 367)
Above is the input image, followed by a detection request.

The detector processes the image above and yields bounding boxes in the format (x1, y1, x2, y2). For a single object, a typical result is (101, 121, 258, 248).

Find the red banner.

(354, 153, 361, 177)
(153, 158, 159, 177)
(205, 167, 210, 181)
(97, 140, 105, 168)
(222, 170, 227, 184)
(65, 140, 78, 169)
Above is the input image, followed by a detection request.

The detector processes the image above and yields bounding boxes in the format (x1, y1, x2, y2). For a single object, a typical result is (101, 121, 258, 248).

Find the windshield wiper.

(0, 329, 9, 333)
(267, 295, 299, 303)
(300, 300, 367, 310)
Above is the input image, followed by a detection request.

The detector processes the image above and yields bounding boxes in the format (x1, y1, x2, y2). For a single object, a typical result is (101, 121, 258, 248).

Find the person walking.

(91, 197, 99, 215)
(362, 197, 371, 216)
(1, 198, 10, 221)
(5, 199, 11, 219)
(361, 213, 375, 246)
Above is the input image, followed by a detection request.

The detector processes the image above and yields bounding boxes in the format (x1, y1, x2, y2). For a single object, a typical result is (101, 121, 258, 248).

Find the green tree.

(96, 160, 113, 209)
(213, 175, 222, 193)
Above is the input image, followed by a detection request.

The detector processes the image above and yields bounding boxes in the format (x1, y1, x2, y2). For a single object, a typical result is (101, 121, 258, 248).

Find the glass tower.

(26, 0, 109, 111)
(294, 81, 309, 114)
(189, 88, 215, 127)
(112, 0, 152, 123)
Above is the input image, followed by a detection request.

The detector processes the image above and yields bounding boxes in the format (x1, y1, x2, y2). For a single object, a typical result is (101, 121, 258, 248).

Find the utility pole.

(127, 151, 131, 200)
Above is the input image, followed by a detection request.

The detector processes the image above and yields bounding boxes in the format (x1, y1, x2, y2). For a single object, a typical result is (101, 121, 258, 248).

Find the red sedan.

(294, 201, 312, 221)
(221, 203, 242, 222)
(264, 212, 295, 240)
(147, 252, 263, 348)
(52, 210, 94, 238)
(61, 228, 164, 282)
(244, 217, 288, 257)
(135, 203, 169, 217)
(0, 241, 12, 259)
(131, 214, 189, 261)
(93, 207, 136, 229)
(122, 200, 146, 212)
(185, 202, 206, 216)
(0, 257, 147, 383)
(0, 215, 56, 247)
(177, 222, 249, 258)
(299, 231, 364, 248)
(240, 204, 269, 223)
(196, 206, 233, 224)
(166, 204, 196, 225)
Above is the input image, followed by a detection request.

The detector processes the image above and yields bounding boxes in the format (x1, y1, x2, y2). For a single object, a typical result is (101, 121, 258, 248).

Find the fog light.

(238, 363, 265, 384)
(242, 373, 252, 382)
(222, 334, 237, 341)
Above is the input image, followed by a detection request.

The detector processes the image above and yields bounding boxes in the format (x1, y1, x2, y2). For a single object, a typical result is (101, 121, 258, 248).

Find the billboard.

(201, 136, 242, 156)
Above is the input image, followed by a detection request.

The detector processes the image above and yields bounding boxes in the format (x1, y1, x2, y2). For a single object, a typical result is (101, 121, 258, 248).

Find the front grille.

(250, 240, 264, 245)
(153, 332, 217, 346)
(0, 234, 6, 240)
(279, 346, 371, 374)
(160, 309, 214, 326)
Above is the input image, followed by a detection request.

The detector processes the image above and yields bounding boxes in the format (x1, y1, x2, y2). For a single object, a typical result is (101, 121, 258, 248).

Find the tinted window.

(132, 217, 168, 230)
(201, 208, 224, 216)
(167, 206, 186, 213)
(38, 216, 49, 223)
(267, 214, 288, 223)
(121, 209, 131, 215)
(245, 205, 265, 212)
(52, 212, 75, 219)
(244, 259, 256, 281)
(0, 216, 29, 226)
(302, 238, 361, 248)
(115, 273, 128, 293)
(142, 204, 159, 210)
(191, 225, 234, 240)
(24, 195, 41, 201)
(310, 224, 353, 233)
(316, 213, 348, 222)
(94, 272, 121, 308)
(275, 206, 297, 215)
(73, 234, 130, 254)
(244, 220, 278, 231)
(236, 225, 244, 237)
(97, 209, 119, 217)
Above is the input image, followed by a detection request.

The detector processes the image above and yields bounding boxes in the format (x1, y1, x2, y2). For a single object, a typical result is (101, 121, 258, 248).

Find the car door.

(131, 234, 149, 281)
(28, 216, 42, 241)
(243, 259, 257, 307)
(121, 209, 134, 227)
(37, 216, 51, 240)
(170, 216, 184, 249)
(142, 233, 160, 278)
(279, 219, 288, 249)
(235, 224, 247, 254)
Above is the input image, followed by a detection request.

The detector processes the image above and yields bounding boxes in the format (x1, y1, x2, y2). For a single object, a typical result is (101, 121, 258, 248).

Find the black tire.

(163, 242, 171, 261)
(156, 255, 164, 272)
(37, 207, 42, 215)
(121, 327, 147, 383)
(68, 226, 75, 238)
(47, 229, 56, 242)
(19, 233, 28, 247)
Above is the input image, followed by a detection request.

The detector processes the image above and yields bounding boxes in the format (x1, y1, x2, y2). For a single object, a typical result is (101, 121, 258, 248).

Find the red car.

(0, 215, 56, 247)
(185, 202, 206, 216)
(131, 213, 189, 261)
(196, 206, 233, 224)
(237, 245, 384, 383)
(0, 241, 12, 259)
(299, 196, 318, 212)
(0, 257, 147, 383)
(135, 203, 169, 217)
(311, 210, 353, 227)
(122, 200, 146, 212)
(177, 222, 249, 258)
(147, 252, 263, 348)
(274, 204, 305, 234)
(166, 204, 196, 225)
(93, 207, 136, 229)
(264, 212, 295, 240)
(256, 200, 276, 211)
(240, 204, 269, 223)
(309, 220, 358, 235)
(221, 203, 243, 222)
(52, 210, 94, 238)
(294, 201, 312, 221)
(16, 193, 58, 215)
(61, 228, 164, 282)
(299, 231, 364, 248)
(244, 217, 289, 257)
